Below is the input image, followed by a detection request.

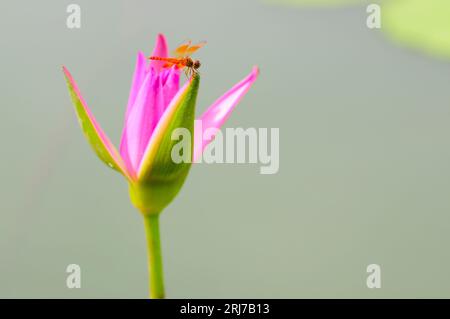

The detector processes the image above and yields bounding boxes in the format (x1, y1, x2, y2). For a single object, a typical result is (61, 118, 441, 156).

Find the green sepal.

(130, 75, 200, 215)
(63, 67, 130, 180)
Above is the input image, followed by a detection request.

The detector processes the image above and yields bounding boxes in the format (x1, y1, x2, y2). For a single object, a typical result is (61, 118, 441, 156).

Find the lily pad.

(383, 0, 450, 59)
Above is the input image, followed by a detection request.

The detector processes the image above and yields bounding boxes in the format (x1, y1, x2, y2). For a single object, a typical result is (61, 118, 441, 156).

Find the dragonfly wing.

(184, 41, 207, 56)
(173, 40, 192, 58)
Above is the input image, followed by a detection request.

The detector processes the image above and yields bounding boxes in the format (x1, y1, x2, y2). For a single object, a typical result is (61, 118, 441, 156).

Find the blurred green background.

(2, 0, 450, 298)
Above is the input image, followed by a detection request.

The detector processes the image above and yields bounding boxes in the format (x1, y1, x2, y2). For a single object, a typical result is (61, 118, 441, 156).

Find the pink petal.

(62, 66, 132, 180)
(162, 67, 181, 113)
(124, 51, 147, 122)
(121, 71, 166, 174)
(119, 52, 147, 173)
(193, 67, 259, 162)
(149, 33, 169, 73)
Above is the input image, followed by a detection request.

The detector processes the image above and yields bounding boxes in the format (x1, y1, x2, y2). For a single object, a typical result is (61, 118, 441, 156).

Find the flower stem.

(143, 214, 165, 299)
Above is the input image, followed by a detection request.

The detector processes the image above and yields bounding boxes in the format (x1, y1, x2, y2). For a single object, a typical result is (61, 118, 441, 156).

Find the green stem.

(143, 214, 165, 299)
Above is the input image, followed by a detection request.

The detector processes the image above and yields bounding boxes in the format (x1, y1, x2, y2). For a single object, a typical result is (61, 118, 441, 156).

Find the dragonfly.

(149, 40, 206, 78)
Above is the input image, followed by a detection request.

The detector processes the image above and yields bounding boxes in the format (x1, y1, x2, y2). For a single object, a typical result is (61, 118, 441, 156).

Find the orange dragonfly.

(149, 40, 206, 78)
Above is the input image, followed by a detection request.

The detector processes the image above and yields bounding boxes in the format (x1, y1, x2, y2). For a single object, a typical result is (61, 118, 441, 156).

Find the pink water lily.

(63, 34, 258, 182)
(63, 34, 258, 298)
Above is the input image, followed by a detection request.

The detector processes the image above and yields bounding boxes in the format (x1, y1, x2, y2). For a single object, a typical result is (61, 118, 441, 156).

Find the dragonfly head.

(193, 60, 201, 70)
